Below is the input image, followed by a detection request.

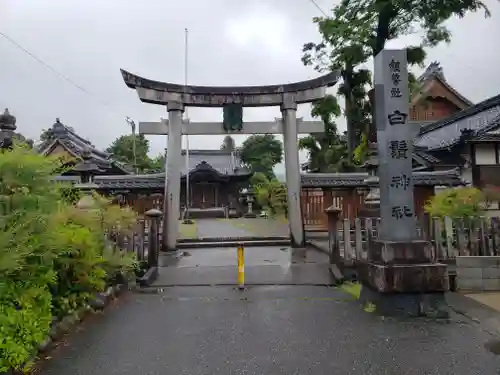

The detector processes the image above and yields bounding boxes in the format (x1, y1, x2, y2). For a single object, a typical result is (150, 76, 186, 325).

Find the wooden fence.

(106, 212, 163, 272)
(301, 187, 435, 231)
(301, 188, 365, 230)
(331, 216, 500, 262)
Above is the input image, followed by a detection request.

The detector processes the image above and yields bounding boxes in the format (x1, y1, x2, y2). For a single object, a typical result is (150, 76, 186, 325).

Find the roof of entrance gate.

(120, 69, 340, 107)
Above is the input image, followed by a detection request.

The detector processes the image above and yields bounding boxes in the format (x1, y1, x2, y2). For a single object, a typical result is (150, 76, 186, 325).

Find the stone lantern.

(74, 148, 102, 210)
(0, 108, 17, 151)
(244, 188, 257, 218)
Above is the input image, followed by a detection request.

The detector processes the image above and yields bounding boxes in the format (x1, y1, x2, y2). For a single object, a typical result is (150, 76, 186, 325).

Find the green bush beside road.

(0, 146, 138, 372)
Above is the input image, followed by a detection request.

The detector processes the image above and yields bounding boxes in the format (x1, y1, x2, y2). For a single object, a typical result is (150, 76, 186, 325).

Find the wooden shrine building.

(55, 148, 253, 218)
(38, 118, 130, 176)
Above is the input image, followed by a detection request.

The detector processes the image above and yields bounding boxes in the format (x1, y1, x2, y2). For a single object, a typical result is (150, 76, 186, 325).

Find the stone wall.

(456, 256, 500, 292)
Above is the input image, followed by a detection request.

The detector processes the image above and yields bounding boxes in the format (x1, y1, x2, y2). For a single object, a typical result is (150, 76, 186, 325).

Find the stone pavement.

(156, 246, 332, 286)
(195, 218, 290, 239)
(38, 285, 499, 375)
(196, 218, 254, 238)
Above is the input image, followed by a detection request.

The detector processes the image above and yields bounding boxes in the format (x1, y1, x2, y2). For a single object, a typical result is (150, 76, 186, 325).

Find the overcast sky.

(1, 0, 500, 173)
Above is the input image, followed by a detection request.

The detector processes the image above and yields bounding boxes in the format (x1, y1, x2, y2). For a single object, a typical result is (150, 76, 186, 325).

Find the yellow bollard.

(237, 245, 245, 289)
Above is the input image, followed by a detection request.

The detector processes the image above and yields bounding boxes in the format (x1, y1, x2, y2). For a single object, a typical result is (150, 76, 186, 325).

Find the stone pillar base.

(359, 286, 449, 318)
(358, 239, 449, 317)
(158, 250, 183, 267)
(161, 248, 182, 256)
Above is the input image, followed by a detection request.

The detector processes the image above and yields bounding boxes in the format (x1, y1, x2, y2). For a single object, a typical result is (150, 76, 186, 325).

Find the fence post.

(145, 208, 162, 269)
(325, 205, 342, 265)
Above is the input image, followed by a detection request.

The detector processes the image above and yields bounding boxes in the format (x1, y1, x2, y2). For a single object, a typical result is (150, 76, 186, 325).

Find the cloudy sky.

(1, 0, 500, 173)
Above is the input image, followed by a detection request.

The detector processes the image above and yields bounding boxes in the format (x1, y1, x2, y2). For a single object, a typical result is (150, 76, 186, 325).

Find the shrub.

(424, 187, 484, 219)
(253, 175, 288, 218)
(0, 146, 138, 372)
(0, 147, 61, 372)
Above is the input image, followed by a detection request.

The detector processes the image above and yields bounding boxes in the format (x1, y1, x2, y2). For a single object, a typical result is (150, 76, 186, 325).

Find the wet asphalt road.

(39, 285, 499, 375)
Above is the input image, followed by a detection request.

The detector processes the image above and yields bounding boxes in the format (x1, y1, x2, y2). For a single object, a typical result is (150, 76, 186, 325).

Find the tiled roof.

(468, 133, 500, 142)
(414, 149, 441, 164)
(37, 119, 130, 174)
(53, 150, 252, 189)
(175, 150, 247, 175)
(301, 169, 463, 188)
(417, 62, 474, 107)
(414, 94, 500, 150)
(54, 169, 462, 189)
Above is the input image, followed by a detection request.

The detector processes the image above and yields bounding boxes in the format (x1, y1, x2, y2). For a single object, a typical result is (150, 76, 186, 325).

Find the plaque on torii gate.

(120, 69, 340, 252)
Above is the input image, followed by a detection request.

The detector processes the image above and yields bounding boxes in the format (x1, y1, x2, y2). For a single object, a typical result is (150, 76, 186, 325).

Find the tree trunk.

(343, 67, 355, 162)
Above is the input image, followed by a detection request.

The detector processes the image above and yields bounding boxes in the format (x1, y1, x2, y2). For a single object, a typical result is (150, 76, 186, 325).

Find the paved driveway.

(38, 286, 498, 375)
(195, 218, 289, 239)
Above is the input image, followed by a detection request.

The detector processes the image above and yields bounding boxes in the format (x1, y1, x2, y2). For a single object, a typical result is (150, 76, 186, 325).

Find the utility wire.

(0, 30, 125, 118)
(308, 0, 329, 16)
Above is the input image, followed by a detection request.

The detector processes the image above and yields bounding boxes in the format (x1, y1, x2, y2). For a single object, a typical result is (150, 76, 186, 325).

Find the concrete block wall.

(456, 256, 500, 292)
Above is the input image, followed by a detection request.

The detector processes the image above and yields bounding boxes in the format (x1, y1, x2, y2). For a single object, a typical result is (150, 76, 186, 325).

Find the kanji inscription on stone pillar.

(374, 49, 417, 241)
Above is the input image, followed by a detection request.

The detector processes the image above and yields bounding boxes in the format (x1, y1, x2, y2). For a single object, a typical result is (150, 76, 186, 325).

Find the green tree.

(240, 134, 282, 179)
(106, 134, 152, 172)
(148, 153, 166, 172)
(220, 135, 236, 151)
(299, 94, 353, 172)
(303, 0, 493, 162)
(250, 173, 288, 218)
(13, 132, 34, 149)
(250, 171, 269, 189)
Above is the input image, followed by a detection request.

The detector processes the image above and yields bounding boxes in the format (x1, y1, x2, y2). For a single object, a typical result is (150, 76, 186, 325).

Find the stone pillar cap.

(324, 205, 342, 213)
(76, 194, 97, 210)
(145, 208, 163, 217)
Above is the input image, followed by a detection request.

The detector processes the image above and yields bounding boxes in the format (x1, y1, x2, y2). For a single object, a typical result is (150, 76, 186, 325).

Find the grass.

(339, 282, 376, 313)
(340, 282, 362, 299)
(178, 220, 198, 238)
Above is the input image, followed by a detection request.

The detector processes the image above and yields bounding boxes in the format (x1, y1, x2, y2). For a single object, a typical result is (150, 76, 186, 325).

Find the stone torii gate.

(120, 69, 340, 252)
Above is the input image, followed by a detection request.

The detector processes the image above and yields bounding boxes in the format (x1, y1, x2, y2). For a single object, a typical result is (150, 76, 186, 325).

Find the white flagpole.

(184, 28, 190, 219)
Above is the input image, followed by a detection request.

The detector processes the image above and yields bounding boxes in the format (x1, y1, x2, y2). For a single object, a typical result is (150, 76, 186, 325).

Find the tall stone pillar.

(281, 94, 305, 248)
(358, 49, 448, 317)
(164, 101, 184, 252)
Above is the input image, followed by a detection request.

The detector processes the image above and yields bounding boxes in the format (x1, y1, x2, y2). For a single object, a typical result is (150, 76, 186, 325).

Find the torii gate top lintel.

(120, 69, 340, 107)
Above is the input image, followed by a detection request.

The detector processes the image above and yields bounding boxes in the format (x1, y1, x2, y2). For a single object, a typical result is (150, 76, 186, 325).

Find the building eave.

(300, 169, 464, 188)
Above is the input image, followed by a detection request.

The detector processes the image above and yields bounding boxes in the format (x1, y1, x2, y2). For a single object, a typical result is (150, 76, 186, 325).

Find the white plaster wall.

(475, 144, 497, 165)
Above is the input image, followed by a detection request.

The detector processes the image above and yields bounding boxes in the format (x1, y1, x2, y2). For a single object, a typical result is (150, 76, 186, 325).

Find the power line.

(0, 30, 125, 118)
(308, 0, 329, 16)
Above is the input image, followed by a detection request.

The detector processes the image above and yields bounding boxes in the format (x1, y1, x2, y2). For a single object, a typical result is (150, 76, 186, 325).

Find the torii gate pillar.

(164, 99, 183, 251)
(281, 94, 304, 247)
(120, 68, 340, 252)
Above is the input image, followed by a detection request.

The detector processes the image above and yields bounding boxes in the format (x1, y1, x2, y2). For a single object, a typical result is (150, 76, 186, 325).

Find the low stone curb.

(178, 236, 289, 243)
(177, 240, 291, 249)
(3, 282, 129, 375)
